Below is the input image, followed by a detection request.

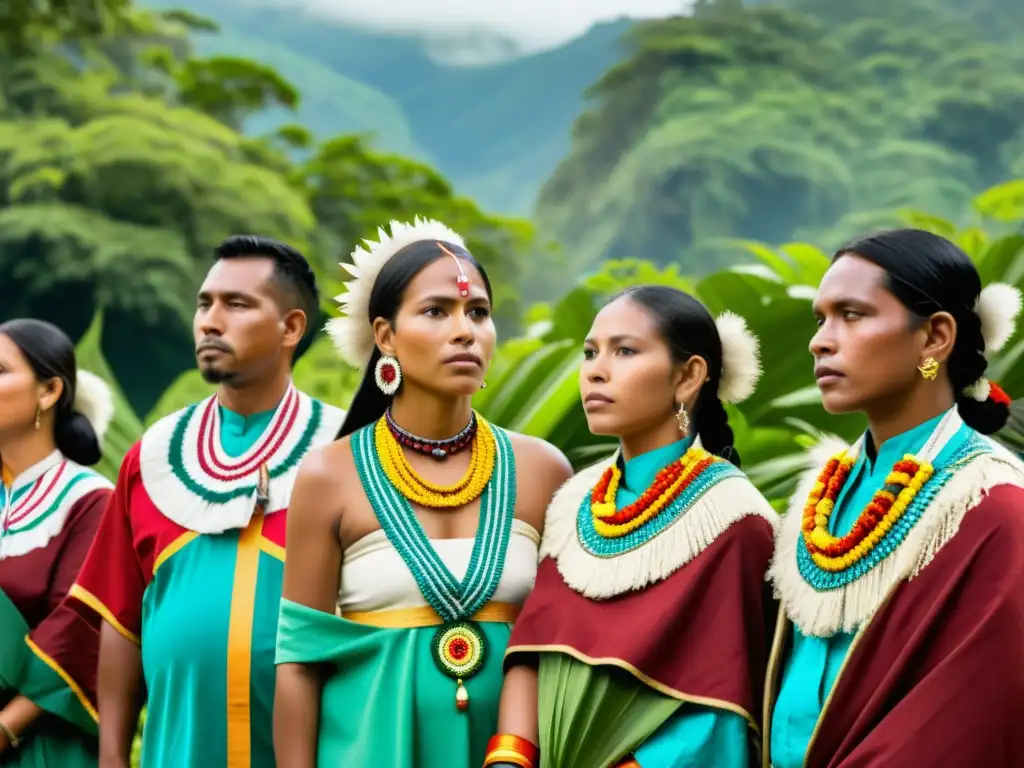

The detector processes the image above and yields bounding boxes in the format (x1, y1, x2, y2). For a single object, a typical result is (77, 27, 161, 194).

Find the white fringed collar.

(139, 387, 345, 534)
(542, 448, 778, 600)
(769, 414, 1024, 637)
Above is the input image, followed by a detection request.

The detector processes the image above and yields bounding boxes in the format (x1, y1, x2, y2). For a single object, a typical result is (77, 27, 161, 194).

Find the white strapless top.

(339, 518, 541, 613)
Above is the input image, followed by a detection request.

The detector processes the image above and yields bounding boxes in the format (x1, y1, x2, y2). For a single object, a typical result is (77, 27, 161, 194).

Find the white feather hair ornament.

(715, 311, 762, 404)
(975, 282, 1022, 354)
(325, 217, 467, 370)
(73, 370, 114, 443)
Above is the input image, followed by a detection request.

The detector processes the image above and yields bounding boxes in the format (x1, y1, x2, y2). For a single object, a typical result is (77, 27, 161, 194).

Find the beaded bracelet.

(0, 719, 20, 748)
(482, 734, 539, 768)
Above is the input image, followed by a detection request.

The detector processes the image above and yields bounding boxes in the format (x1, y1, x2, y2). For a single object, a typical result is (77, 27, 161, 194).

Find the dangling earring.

(675, 403, 690, 436)
(918, 357, 939, 381)
(34, 405, 41, 430)
(375, 354, 402, 395)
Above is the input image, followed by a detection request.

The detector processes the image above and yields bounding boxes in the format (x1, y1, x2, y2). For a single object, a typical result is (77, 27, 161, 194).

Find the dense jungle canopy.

(0, 0, 532, 416)
(537, 0, 1024, 278)
(3, 0, 1024, 493)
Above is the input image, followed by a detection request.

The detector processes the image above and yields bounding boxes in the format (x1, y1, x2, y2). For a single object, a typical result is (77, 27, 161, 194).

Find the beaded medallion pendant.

(578, 445, 742, 557)
(432, 621, 486, 711)
(353, 416, 517, 711)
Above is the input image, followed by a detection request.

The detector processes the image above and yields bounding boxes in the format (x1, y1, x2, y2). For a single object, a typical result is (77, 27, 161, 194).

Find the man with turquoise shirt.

(766, 230, 1024, 766)
(68, 236, 346, 768)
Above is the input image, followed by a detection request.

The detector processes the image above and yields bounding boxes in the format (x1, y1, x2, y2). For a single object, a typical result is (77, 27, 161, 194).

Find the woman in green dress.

(273, 218, 573, 768)
(0, 319, 114, 765)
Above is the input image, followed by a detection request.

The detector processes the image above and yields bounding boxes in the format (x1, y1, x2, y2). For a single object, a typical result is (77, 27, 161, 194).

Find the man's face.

(193, 257, 294, 386)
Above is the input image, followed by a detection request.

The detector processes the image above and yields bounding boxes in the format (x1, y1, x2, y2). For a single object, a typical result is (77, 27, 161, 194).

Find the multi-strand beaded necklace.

(373, 415, 494, 508)
(796, 409, 980, 589)
(578, 443, 742, 557)
(355, 411, 515, 712)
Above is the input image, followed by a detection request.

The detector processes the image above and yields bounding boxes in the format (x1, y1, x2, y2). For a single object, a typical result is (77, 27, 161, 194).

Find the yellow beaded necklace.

(374, 413, 496, 508)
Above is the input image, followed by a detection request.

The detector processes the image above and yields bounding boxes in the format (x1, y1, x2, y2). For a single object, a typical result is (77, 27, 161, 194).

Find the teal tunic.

(138, 406, 278, 768)
(770, 410, 971, 767)
(540, 438, 749, 768)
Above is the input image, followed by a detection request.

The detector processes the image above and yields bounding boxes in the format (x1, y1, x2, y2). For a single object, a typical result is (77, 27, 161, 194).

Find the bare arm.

(0, 696, 43, 752)
(496, 664, 540, 741)
(97, 623, 143, 768)
(274, 446, 345, 768)
(492, 436, 573, 753)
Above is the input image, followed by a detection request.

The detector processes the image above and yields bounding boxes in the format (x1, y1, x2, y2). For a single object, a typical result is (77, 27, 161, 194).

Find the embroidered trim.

(351, 420, 517, 622)
(140, 388, 346, 534)
(543, 445, 778, 600)
(0, 461, 112, 559)
(769, 417, 1024, 637)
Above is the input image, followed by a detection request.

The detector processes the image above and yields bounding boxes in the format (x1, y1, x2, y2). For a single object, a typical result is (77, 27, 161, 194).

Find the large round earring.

(675, 403, 690, 436)
(375, 355, 402, 395)
(918, 357, 939, 380)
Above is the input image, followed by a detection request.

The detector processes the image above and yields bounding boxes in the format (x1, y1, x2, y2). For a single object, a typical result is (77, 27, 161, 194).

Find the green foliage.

(0, 1, 535, 416)
(537, 0, 1024, 284)
(302, 135, 534, 332)
(73, 312, 144, 481)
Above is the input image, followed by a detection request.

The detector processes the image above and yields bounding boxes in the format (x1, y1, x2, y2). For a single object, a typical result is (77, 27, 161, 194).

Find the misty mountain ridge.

(143, 0, 635, 213)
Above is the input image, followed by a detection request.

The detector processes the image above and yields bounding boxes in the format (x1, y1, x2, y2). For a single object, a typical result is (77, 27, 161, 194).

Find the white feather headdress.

(325, 218, 467, 370)
(976, 283, 1021, 355)
(73, 370, 114, 443)
(715, 311, 762, 404)
(963, 283, 1021, 401)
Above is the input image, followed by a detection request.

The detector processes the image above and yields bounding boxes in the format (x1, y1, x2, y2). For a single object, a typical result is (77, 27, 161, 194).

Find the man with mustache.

(68, 236, 346, 768)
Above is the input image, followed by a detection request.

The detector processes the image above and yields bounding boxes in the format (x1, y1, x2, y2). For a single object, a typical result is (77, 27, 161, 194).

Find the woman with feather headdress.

(273, 220, 573, 767)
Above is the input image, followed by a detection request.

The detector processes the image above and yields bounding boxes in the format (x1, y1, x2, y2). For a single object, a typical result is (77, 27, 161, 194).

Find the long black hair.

(0, 319, 103, 465)
(835, 227, 1009, 434)
(339, 240, 493, 437)
(615, 285, 742, 466)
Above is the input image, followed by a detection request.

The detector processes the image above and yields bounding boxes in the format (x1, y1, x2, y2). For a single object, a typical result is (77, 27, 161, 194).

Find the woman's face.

(810, 254, 954, 415)
(0, 334, 58, 438)
(375, 256, 496, 397)
(581, 297, 704, 439)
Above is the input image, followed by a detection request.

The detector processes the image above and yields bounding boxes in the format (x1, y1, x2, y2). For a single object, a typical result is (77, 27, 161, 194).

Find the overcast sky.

(272, 0, 691, 50)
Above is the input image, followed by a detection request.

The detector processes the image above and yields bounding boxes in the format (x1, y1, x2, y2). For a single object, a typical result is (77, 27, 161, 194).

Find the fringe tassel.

(769, 436, 1024, 637)
(542, 462, 778, 600)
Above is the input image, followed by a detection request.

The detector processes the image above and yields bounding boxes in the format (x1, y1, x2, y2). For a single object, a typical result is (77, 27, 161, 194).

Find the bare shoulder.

(507, 432, 574, 485)
(290, 437, 357, 523)
(506, 432, 574, 533)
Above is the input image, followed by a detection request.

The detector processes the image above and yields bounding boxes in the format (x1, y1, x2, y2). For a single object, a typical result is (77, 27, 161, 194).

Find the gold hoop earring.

(34, 405, 41, 430)
(918, 357, 939, 381)
(675, 403, 690, 436)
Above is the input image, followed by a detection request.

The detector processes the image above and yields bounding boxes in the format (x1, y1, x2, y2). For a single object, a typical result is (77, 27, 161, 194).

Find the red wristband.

(482, 734, 539, 768)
